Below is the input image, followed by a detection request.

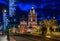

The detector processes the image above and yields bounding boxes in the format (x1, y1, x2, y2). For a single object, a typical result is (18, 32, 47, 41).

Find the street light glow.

(4, 9, 7, 12)
(2, 9, 7, 13)
(46, 35, 51, 38)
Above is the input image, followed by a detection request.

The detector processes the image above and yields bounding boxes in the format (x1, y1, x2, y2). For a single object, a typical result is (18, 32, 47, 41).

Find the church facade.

(19, 6, 38, 33)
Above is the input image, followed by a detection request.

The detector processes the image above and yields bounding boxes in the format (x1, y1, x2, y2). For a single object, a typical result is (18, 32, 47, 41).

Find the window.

(33, 19, 35, 21)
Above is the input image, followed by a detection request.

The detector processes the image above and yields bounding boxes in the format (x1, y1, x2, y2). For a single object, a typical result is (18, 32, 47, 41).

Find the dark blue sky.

(0, 0, 60, 22)
(16, 0, 60, 21)
(17, 0, 60, 10)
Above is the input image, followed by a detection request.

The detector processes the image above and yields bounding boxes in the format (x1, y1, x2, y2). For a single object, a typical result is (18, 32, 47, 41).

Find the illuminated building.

(18, 5, 58, 35)
(19, 6, 38, 33)
(28, 6, 37, 28)
(19, 18, 27, 33)
(28, 6, 38, 33)
(12, 27, 16, 33)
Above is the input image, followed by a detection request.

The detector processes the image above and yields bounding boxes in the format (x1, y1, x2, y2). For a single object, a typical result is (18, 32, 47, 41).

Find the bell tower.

(28, 6, 37, 27)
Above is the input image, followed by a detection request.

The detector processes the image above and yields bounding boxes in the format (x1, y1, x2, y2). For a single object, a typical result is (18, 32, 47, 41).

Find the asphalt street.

(10, 35, 60, 41)
(0, 35, 60, 41)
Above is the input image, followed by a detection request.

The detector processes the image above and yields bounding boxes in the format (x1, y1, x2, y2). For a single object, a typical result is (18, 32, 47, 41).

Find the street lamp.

(4, 9, 7, 12)
(2, 9, 7, 13)
(53, 17, 55, 19)
(2, 9, 10, 41)
(2, 9, 7, 35)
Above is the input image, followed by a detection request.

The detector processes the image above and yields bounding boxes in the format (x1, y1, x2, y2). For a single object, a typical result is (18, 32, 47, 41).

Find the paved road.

(12, 36, 34, 41)
(0, 35, 60, 41)
(10, 35, 59, 41)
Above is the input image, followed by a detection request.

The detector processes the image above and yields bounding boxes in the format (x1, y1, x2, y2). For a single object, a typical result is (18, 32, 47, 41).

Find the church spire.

(32, 5, 34, 9)
(30, 5, 35, 14)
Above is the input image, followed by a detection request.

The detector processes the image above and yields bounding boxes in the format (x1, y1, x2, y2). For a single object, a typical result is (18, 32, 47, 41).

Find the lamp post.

(2, 9, 7, 35)
(2, 9, 10, 41)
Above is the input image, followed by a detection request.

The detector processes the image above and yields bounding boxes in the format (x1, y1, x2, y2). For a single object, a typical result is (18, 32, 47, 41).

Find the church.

(19, 6, 38, 33)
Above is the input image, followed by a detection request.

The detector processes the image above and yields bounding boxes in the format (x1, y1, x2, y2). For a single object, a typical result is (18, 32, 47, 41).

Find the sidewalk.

(0, 35, 16, 41)
(0, 35, 8, 41)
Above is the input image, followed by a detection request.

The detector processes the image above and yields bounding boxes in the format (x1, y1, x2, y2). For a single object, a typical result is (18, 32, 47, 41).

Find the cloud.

(17, 3, 37, 11)
(0, 0, 7, 5)
(38, 17, 45, 20)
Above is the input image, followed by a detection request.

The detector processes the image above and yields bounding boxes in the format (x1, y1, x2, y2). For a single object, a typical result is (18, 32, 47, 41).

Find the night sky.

(0, 0, 60, 24)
